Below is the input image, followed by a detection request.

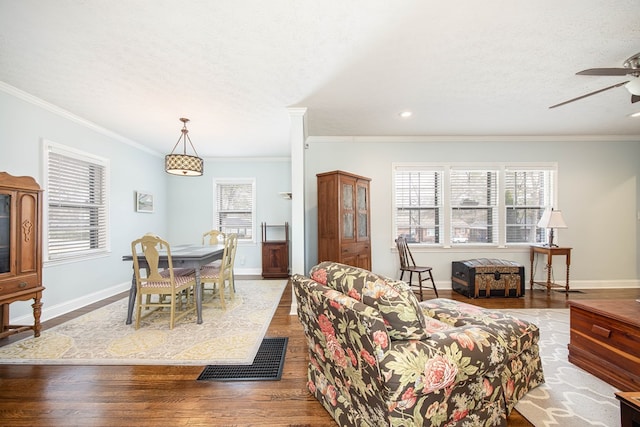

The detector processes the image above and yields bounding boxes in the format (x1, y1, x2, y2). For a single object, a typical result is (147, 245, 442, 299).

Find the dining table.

(122, 243, 225, 325)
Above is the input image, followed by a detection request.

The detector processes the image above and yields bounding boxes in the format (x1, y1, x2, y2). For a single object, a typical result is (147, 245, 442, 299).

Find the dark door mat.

(197, 337, 288, 381)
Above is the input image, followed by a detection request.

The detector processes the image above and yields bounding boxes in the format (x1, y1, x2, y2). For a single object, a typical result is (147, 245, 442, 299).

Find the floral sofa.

(292, 261, 544, 427)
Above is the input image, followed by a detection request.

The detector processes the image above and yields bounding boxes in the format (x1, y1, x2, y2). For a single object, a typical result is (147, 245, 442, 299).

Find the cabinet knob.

(18, 282, 27, 288)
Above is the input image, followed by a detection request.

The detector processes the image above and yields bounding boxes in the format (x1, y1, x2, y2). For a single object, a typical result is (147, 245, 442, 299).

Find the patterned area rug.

(510, 309, 620, 427)
(0, 280, 287, 365)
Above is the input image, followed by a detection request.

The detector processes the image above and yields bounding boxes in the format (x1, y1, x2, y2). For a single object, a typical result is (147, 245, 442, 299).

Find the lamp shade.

(165, 154, 203, 176)
(537, 209, 567, 229)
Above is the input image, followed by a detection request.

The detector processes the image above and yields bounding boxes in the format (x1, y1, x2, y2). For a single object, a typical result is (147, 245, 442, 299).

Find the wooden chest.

(451, 258, 524, 298)
(568, 299, 640, 391)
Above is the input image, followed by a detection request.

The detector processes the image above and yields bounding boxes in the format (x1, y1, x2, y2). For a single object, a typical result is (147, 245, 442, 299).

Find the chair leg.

(428, 270, 438, 298)
(417, 272, 424, 301)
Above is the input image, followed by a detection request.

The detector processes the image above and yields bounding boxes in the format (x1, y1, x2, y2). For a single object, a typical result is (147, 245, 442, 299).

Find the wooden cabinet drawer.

(570, 307, 640, 381)
(571, 307, 640, 356)
(0, 274, 39, 297)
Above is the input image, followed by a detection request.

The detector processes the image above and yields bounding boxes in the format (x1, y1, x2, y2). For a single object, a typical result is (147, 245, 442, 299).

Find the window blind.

(214, 179, 255, 241)
(450, 169, 498, 244)
(395, 170, 443, 244)
(47, 148, 108, 259)
(505, 168, 554, 243)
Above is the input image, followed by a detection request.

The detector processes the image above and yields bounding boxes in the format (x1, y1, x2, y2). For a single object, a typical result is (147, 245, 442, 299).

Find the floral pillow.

(309, 262, 428, 341)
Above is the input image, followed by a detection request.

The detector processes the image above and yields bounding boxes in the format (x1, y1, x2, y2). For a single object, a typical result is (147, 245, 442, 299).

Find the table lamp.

(537, 208, 567, 247)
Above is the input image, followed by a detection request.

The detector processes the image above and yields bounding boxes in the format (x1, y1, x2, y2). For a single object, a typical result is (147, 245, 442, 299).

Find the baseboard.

(11, 281, 131, 325)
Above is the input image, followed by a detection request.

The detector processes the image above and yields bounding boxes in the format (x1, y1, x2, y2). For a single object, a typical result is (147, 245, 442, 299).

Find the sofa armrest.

(293, 275, 391, 411)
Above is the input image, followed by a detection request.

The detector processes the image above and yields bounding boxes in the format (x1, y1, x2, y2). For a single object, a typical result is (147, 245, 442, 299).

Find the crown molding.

(0, 81, 162, 157)
(306, 134, 640, 144)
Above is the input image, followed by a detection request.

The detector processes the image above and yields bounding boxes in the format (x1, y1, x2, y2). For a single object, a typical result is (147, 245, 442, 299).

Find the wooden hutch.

(0, 172, 44, 339)
(261, 222, 289, 278)
(317, 170, 371, 270)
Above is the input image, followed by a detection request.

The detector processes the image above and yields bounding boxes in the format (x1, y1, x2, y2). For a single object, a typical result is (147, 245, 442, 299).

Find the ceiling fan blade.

(577, 68, 637, 76)
(632, 94, 640, 103)
(549, 81, 629, 109)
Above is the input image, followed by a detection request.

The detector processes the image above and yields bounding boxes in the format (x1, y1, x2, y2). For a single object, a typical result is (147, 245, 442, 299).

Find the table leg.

(566, 261, 571, 293)
(529, 249, 534, 290)
(126, 271, 136, 325)
(546, 255, 552, 294)
(195, 267, 203, 324)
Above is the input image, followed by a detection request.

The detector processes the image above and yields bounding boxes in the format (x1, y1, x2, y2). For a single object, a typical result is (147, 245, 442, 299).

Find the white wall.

(1, 85, 292, 323)
(0, 87, 168, 321)
(304, 138, 640, 289)
(166, 158, 292, 274)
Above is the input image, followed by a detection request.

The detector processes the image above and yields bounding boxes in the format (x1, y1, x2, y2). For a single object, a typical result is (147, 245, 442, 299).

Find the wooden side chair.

(200, 233, 238, 308)
(202, 229, 225, 268)
(395, 236, 438, 300)
(131, 234, 197, 329)
(202, 230, 225, 245)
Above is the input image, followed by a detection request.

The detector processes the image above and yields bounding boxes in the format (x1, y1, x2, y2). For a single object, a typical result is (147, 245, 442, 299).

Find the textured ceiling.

(1, 0, 639, 158)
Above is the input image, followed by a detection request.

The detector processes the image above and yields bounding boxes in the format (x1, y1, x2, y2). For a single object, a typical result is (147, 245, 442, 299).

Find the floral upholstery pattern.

(310, 261, 428, 341)
(293, 262, 544, 427)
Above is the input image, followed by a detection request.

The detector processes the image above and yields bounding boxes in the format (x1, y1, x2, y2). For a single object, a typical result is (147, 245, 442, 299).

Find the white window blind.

(46, 143, 109, 260)
(395, 169, 443, 244)
(393, 163, 557, 247)
(505, 168, 554, 244)
(214, 178, 255, 242)
(450, 169, 499, 244)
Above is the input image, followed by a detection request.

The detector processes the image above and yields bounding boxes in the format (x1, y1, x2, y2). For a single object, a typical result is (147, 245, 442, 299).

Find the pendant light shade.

(165, 118, 204, 176)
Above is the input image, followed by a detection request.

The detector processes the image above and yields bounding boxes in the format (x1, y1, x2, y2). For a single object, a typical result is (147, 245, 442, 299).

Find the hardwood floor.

(0, 281, 638, 426)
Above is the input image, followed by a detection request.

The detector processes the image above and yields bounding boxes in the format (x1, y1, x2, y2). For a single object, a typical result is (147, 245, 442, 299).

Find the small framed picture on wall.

(136, 191, 154, 213)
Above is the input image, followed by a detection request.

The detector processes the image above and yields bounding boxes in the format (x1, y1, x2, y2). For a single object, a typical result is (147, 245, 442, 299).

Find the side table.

(616, 392, 640, 427)
(530, 245, 572, 294)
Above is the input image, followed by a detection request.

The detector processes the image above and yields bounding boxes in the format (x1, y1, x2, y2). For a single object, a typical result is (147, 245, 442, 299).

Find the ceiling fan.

(549, 51, 640, 109)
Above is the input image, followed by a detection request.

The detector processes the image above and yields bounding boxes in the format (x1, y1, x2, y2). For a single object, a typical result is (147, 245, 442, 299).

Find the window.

(450, 168, 498, 244)
(44, 141, 109, 261)
(505, 168, 554, 244)
(395, 168, 443, 244)
(213, 178, 256, 242)
(393, 163, 557, 246)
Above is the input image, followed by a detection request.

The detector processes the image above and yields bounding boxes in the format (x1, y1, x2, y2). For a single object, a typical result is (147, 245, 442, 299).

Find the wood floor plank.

(0, 279, 637, 426)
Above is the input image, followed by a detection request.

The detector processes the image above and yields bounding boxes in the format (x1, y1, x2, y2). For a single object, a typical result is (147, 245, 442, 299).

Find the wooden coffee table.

(568, 299, 640, 391)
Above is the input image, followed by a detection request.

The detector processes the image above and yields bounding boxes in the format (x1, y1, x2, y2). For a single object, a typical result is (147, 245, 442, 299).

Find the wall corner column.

(288, 107, 307, 315)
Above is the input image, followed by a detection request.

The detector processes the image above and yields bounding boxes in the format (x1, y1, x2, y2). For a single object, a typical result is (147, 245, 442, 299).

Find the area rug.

(509, 308, 620, 427)
(197, 337, 288, 381)
(0, 280, 287, 366)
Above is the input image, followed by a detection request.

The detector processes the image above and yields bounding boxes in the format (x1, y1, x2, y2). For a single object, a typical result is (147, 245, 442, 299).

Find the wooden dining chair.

(202, 229, 225, 245)
(395, 236, 438, 300)
(131, 234, 197, 329)
(200, 233, 238, 308)
(202, 229, 225, 268)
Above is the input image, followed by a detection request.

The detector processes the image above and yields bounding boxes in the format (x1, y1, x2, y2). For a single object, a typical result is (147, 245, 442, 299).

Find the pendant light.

(164, 117, 204, 176)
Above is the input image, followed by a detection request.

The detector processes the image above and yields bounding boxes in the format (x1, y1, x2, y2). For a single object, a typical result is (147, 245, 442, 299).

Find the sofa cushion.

(309, 261, 428, 341)
(419, 298, 540, 359)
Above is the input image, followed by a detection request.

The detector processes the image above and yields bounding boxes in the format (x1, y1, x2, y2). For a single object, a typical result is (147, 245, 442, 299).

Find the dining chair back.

(395, 236, 438, 300)
(202, 230, 225, 245)
(200, 233, 238, 308)
(131, 234, 196, 329)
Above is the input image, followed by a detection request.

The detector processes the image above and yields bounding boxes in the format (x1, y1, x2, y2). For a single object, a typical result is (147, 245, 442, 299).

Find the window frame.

(43, 140, 110, 264)
(392, 162, 558, 248)
(212, 177, 256, 244)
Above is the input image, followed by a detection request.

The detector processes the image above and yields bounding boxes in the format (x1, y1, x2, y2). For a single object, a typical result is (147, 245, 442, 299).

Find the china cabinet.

(317, 170, 371, 270)
(0, 172, 44, 339)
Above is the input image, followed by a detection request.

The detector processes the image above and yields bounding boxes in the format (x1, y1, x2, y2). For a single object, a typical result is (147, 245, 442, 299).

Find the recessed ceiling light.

(630, 111, 640, 118)
(399, 111, 413, 118)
